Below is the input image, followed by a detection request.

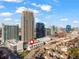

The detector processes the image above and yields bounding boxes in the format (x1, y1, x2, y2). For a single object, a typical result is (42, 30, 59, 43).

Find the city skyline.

(0, 0, 79, 27)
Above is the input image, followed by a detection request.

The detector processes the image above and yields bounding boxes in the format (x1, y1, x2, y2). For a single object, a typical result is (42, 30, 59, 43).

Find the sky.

(0, 0, 79, 27)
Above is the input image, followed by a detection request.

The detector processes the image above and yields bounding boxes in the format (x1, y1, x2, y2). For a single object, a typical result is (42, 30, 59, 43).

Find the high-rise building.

(2, 24, 19, 43)
(45, 28, 51, 36)
(66, 25, 71, 33)
(51, 25, 58, 35)
(21, 10, 34, 43)
(36, 23, 45, 38)
(0, 28, 2, 38)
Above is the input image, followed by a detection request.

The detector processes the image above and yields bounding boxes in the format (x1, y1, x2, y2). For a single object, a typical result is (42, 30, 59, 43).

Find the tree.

(18, 50, 30, 58)
(68, 48, 79, 58)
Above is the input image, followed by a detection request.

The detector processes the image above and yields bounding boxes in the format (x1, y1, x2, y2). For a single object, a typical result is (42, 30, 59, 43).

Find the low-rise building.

(17, 41, 23, 52)
(6, 40, 23, 52)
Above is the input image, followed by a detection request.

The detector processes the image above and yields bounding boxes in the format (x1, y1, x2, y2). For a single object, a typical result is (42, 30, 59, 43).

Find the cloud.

(2, 19, 20, 27)
(0, 0, 24, 3)
(32, 3, 52, 12)
(0, 12, 13, 17)
(16, 7, 26, 13)
(28, 8, 39, 14)
(16, 7, 39, 14)
(73, 20, 79, 24)
(4, 18, 12, 21)
(0, 5, 5, 9)
(40, 5, 52, 12)
(31, 3, 41, 7)
(35, 18, 41, 22)
(60, 18, 68, 21)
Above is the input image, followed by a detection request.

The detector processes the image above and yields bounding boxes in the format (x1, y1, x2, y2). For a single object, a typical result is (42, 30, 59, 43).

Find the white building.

(6, 40, 23, 52)
(27, 42, 44, 51)
(17, 41, 23, 52)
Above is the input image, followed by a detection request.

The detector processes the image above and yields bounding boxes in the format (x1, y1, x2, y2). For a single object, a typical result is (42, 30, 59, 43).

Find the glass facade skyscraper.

(36, 23, 45, 38)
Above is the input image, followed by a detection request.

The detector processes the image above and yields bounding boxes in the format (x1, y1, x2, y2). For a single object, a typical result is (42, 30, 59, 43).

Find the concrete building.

(19, 28, 21, 41)
(21, 10, 34, 44)
(72, 27, 79, 31)
(45, 28, 51, 36)
(2, 24, 19, 43)
(17, 41, 23, 52)
(0, 28, 2, 38)
(51, 26, 58, 35)
(6, 40, 23, 52)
